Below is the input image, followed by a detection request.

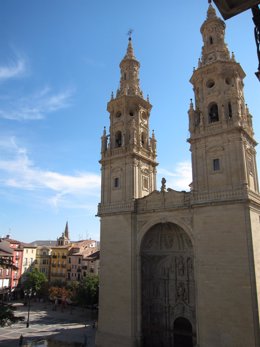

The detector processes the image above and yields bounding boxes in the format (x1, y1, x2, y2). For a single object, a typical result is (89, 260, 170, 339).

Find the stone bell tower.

(187, 4, 260, 347)
(189, 4, 259, 195)
(96, 37, 158, 347)
(99, 37, 157, 206)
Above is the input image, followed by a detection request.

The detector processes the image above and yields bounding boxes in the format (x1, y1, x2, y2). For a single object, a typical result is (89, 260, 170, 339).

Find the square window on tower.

(213, 158, 220, 171)
(114, 177, 120, 188)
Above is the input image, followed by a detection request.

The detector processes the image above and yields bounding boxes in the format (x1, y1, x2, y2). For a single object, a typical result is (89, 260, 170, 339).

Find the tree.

(22, 269, 47, 295)
(0, 304, 24, 327)
(76, 275, 99, 307)
(49, 286, 72, 303)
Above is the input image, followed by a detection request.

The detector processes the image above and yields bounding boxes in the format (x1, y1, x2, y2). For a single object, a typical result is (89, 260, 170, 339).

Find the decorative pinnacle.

(207, 3, 217, 19)
(124, 32, 135, 59)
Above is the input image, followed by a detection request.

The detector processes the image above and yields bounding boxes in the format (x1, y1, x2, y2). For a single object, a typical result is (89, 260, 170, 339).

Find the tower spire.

(117, 37, 143, 98)
(64, 221, 69, 239)
(200, 2, 230, 66)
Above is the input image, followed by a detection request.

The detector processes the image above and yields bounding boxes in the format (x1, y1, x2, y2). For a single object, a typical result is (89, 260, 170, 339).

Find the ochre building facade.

(96, 5, 260, 347)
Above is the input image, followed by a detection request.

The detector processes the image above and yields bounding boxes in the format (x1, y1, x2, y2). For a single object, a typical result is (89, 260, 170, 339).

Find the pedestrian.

(18, 334, 23, 346)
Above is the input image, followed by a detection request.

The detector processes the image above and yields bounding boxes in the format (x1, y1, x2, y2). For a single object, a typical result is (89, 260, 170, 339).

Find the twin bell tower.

(96, 4, 260, 347)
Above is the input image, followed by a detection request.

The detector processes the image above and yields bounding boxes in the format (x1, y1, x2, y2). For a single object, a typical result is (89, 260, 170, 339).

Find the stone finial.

(101, 126, 108, 152)
(111, 91, 114, 100)
(150, 130, 157, 153)
(161, 177, 166, 192)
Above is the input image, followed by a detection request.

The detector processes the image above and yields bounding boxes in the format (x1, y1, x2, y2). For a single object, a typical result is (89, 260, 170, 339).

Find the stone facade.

(96, 5, 260, 347)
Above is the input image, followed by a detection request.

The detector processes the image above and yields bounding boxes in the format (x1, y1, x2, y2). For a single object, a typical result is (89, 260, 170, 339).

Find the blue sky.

(0, 0, 259, 242)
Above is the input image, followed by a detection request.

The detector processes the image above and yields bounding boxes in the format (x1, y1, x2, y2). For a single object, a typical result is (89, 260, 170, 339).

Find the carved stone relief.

(141, 222, 196, 347)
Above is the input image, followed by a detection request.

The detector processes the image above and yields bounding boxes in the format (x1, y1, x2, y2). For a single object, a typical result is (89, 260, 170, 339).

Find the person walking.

(18, 334, 23, 346)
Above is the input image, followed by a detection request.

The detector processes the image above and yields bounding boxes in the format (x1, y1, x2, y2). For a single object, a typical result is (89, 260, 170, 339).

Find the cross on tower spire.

(127, 29, 133, 41)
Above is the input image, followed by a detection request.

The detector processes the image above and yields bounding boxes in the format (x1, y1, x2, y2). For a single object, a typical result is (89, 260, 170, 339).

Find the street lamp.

(24, 288, 35, 328)
(212, 0, 260, 81)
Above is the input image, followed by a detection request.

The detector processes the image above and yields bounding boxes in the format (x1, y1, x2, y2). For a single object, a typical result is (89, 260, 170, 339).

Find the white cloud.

(158, 161, 192, 191)
(0, 87, 74, 121)
(0, 138, 100, 210)
(0, 58, 26, 81)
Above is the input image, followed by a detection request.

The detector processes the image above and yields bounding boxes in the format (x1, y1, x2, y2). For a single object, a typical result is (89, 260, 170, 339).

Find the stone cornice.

(97, 201, 136, 216)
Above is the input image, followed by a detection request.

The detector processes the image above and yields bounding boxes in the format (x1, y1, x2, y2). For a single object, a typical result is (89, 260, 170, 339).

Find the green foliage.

(0, 304, 24, 327)
(76, 275, 99, 306)
(22, 268, 47, 294)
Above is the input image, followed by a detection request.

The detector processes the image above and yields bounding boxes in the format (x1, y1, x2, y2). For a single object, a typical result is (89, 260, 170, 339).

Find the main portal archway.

(141, 222, 196, 347)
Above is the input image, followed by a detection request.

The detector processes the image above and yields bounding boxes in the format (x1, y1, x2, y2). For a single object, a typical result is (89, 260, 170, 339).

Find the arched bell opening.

(115, 131, 122, 148)
(140, 222, 196, 347)
(208, 102, 219, 123)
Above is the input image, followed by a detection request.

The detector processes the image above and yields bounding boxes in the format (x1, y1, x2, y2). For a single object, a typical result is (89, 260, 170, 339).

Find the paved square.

(0, 301, 96, 346)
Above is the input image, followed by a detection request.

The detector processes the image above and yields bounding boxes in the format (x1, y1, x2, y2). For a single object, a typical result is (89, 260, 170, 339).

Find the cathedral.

(96, 4, 260, 347)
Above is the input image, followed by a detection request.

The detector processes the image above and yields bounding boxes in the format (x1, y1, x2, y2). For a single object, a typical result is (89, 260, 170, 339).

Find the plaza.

(0, 301, 96, 347)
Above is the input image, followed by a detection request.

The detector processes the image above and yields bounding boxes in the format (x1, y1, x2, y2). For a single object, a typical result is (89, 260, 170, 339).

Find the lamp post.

(212, 0, 260, 81)
(24, 288, 35, 328)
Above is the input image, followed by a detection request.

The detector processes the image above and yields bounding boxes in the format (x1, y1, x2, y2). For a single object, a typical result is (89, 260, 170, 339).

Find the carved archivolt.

(141, 222, 196, 346)
(141, 223, 192, 252)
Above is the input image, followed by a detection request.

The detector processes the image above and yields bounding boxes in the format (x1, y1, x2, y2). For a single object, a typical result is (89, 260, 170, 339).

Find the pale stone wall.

(250, 207, 260, 325)
(193, 203, 259, 347)
(96, 213, 135, 347)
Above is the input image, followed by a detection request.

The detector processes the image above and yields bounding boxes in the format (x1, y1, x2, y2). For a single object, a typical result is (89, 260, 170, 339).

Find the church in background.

(96, 4, 260, 347)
